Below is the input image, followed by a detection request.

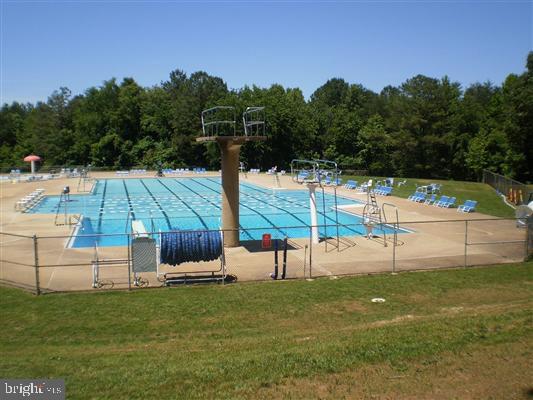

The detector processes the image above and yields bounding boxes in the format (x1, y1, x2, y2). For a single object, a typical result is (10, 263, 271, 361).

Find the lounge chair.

(458, 200, 477, 213)
(424, 194, 437, 205)
(358, 180, 372, 192)
(297, 171, 309, 180)
(344, 180, 357, 190)
(431, 183, 442, 194)
(374, 185, 392, 195)
(408, 192, 424, 201)
(441, 196, 456, 208)
(434, 195, 449, 207)
(413, 193, 426, 202)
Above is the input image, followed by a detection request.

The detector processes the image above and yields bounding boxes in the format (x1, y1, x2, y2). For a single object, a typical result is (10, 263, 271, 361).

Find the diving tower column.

(197, 136, 266, 247)
(220, 139, 242, 247)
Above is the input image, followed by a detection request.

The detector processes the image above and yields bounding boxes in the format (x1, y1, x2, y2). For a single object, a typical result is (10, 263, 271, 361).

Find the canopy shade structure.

(23, 154, 41, 174)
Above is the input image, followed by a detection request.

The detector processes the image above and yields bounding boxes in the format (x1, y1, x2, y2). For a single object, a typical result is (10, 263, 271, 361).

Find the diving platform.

(197, 106, 267, 247)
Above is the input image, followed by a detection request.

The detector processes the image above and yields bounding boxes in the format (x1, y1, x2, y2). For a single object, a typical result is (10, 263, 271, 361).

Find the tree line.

(1, 52, 531, 183)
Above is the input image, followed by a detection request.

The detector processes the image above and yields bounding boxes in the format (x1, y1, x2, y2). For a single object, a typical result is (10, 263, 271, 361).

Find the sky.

(1, 1, 532, 104)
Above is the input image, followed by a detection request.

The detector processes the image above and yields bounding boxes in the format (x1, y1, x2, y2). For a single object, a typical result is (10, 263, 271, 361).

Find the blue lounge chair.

(298, 171, 309, 180)
(441, 196, 456, 208)
(414, 193, 426, 202)
(408, 192, 420, 201)
(344, 180, 357, 190)
(458, 200, 477, 213)
(408, 192, 424, 201)
(376, 186, 392, 196)
(426, 183, 442, 194)
(424, 194, 437, 205)
(434, 195, 449, 207)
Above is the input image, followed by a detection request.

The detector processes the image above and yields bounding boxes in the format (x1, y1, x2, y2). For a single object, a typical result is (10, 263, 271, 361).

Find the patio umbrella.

(23, 154, 41, 174)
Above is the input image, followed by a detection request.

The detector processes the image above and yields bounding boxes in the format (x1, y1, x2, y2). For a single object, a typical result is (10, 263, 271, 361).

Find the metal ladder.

(362, 192, 382, 224)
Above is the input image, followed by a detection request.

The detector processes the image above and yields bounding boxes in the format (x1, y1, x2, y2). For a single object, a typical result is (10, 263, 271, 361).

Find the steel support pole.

(464, 220, 468, 267)
(524, 215, 533, 261)
(127, 233, 131, 291)
(33, 234, 40, 295)
(392, 224, 398, 274)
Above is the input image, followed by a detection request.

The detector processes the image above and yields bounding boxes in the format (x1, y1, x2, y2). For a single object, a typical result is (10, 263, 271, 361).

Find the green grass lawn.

(1, 262, 532, 399)
(342, 175, 516, 218)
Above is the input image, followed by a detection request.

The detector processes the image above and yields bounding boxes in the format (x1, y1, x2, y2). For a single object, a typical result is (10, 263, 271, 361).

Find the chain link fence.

(0, 217, 530, 295)
(483, 170, 532, 205)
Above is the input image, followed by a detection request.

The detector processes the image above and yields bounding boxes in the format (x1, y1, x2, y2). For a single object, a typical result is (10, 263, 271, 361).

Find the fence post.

(392, 225, 397, 274)
(127, 233, 131, 291)
(464, 220, 468, 268)
(524, 215, 533, 261)
(33, 234, 40, 295)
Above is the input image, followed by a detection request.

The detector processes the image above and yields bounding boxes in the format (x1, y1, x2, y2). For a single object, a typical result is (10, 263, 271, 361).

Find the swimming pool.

(30, 178, 398, 247)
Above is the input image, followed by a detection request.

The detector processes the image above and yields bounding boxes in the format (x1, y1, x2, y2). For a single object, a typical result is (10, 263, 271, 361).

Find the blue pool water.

(30, 178, 398, 247)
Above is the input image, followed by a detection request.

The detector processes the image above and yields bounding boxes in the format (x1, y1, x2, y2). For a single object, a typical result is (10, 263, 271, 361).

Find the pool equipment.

(291, 159, 341, 250)
(308, 182, 320, 244)
(516, 201, 533, 228)
(262, 233, 272, 249)
(131, 220, 155, 286)
(54, 185, 79, 226)
(159, 229, 227, 285)
(131, 236, 155, 287)
(271, 239, 279, 280)
(160, 230, 222, 265)
(77, 164, 93, 192)
(281, 237, 288, 279)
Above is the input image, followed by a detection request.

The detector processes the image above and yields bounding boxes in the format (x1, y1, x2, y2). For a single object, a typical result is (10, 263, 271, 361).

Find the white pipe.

(31, 160, 35, 174)
(307, 183, 319, 244)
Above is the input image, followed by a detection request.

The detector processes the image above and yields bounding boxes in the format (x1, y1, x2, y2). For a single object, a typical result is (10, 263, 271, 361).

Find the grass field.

(343, 175, 516, 218)
(1, 262, 532, 399)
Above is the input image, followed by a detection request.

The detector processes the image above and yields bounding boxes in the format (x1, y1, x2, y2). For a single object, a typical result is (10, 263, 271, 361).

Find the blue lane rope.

(160, 229, 222, 266)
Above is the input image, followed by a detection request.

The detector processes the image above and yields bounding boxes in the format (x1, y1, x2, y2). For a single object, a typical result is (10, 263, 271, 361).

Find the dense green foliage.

(1, 53, 531, 182)
(1, 262, 531, 399)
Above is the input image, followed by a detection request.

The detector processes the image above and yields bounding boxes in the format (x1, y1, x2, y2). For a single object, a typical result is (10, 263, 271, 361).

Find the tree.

(1, 55, 531, 183)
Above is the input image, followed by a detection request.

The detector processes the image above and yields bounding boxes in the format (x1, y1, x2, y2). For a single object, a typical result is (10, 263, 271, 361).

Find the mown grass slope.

(343, 175, 516, 218)
(1, 262, 531, 399)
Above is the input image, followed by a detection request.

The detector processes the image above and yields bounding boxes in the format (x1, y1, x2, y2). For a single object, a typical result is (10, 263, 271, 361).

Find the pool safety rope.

(160, 229, 222, 266)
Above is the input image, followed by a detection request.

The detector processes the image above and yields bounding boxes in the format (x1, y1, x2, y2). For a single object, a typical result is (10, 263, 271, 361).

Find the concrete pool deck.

(0, 171, 526, 292)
